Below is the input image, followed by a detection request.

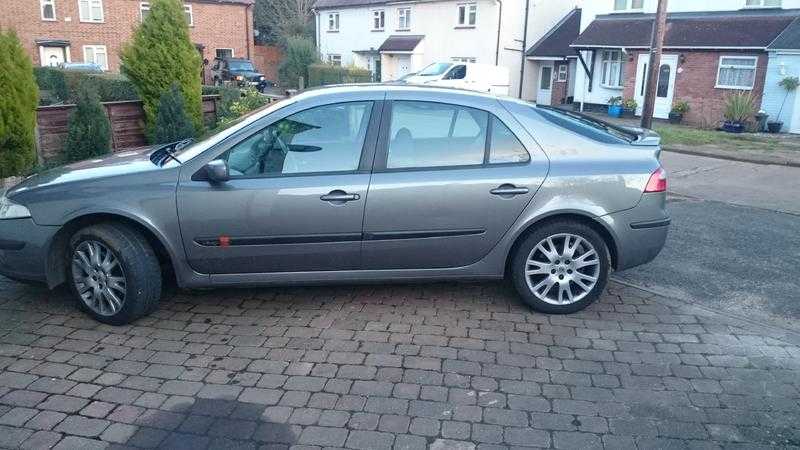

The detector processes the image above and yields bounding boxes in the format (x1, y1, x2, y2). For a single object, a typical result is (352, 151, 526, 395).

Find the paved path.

(614, 152, 800, 329)
(2, 277, 800, 449)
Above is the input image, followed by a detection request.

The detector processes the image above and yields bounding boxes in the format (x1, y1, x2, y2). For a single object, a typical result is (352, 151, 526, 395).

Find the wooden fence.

(35, 95, 219, 163)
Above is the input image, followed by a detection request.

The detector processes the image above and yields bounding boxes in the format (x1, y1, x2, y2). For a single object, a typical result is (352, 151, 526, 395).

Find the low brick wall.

(36, 96, 219, 163)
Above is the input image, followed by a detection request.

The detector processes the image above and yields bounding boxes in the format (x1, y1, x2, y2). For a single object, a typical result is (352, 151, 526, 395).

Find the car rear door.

(176, 93, 383, 275)
(361, 92, 548, 270)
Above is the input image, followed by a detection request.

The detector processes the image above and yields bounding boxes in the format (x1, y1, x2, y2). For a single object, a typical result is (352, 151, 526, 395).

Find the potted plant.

(722, 91, 756, 133)
(767, 76, 799, 133)
(621, 98, 638, 118)
(669, 101, 690, 124)
(607, 96, 623, 118)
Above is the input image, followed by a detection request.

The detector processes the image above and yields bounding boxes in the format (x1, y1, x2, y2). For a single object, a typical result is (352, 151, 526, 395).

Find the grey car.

(0, 85, 669, 324)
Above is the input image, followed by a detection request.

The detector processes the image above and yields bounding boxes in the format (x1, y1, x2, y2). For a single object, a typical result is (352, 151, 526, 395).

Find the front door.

(537, 64, 553, 105)
(396, 55, 411, 79)
(634, 54, 678, 119)
(177, 100, 381, 274)
(361, 97, 547, 270)
(40, 46, 66, 67)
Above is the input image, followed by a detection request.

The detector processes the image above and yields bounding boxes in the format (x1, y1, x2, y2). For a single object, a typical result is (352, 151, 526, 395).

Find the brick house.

(0, 0, 255, 84)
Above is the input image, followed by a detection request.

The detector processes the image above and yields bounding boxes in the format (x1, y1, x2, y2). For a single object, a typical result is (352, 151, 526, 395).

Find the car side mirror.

(204, 159, 229, 183)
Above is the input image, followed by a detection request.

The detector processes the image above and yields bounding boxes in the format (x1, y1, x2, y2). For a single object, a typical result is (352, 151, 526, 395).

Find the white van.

(403, 62, 510, 96)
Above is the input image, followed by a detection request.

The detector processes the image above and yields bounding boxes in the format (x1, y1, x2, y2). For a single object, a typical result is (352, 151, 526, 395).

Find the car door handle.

(320, 190, 360, 203)
(490, 184, 529, 196)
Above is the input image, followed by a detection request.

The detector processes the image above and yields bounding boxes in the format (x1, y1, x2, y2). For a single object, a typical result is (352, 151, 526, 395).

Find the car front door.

(361, 94, 548, 270)
(177, 97, 382, 274)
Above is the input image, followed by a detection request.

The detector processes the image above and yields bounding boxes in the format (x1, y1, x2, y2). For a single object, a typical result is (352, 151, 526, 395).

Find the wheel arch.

(504, 211, 619, 277)
(45, 212, 175, 289)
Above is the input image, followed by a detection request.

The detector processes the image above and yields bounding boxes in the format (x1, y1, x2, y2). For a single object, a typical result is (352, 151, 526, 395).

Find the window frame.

(328, 12, 340, 32)
(556, 63, 568, 82)
(372, 9, 385, 31)
(613, 0, 644, 11)
(82, 44, 108, 70)
(397, 7, 411, 30)
(41, 0, 57, 21)
(140, 2, 192, 25)
(78, 0, 104, 23)
(212, 100, 382, 181)
(374, 100, 530, 173)
(599, 50, 625, 89)
(216, 48, 234, 59)
(327, 54, 342, 66)
(456, 3, 477, 27)
(715, 55, 758, 90)
(744, 0, 781, 7)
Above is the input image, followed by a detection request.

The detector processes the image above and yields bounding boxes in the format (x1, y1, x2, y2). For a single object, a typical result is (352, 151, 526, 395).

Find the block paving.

(1, 275, 799, 449)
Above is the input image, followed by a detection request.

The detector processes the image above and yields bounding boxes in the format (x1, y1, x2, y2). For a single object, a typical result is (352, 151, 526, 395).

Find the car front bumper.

(0, 218, 58, 283)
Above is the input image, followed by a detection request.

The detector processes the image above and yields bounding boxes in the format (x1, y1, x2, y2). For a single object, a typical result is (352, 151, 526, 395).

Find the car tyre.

(68, 223, 161, 325)
(511, 220, 610, 314)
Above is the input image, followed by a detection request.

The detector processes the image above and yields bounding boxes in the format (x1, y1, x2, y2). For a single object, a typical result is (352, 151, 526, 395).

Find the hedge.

(34, 67, 139, 105)
(308, 64, 372, 87)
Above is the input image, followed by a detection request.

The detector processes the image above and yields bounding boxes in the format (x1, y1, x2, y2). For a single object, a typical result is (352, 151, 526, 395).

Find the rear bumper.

(0, 218, 57, 283)
(601, 193, 669, 271)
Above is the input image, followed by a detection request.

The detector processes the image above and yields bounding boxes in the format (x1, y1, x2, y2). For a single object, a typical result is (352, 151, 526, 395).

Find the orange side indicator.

(219, 236, 231, 247)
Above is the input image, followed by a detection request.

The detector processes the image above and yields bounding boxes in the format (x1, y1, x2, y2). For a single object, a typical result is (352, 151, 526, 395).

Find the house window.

(328, 54, 342, 66)
(41, 0, 57, 20)
(745, 0, 781, 7)
(600, 50, 624, 88)
(78, 0, 103, 22)
(372, 10, 384, 30)
(140, 2, 192, 25)
(716, 56, 757, 89)
(328, 12, 340, 31)
(83, 45, 107, 70)
(457, 3, 477, 26)
(397, 8, 411, 30)
(452, 56, 476, 63)
(216, 48, 234, 59)
(556, 63, 568, 82)
(614, 0, 644, 11)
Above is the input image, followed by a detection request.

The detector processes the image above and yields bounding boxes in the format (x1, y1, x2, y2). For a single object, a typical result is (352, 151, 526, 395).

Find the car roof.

(294, 83, 504, 102)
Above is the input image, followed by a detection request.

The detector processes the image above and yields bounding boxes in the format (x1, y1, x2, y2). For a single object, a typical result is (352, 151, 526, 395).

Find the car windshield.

(417, 63, 452, 76)
(228, 60, 255, 71)
(173, 97, 294, 163)
(533, 106, 638, 144)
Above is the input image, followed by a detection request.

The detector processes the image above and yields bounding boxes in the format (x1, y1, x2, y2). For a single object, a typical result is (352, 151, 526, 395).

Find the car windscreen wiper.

(151, 139, 193, 166)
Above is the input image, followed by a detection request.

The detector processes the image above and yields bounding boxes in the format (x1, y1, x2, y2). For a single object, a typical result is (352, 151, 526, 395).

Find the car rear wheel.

(68, 223, 161, 325)
(511, 220, 610, 314)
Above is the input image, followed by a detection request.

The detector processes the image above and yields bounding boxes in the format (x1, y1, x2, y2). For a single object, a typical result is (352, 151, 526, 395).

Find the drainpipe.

(245, 3, 252, 59)
(518, 0, 531, 98)
(494, 0, 502, 65)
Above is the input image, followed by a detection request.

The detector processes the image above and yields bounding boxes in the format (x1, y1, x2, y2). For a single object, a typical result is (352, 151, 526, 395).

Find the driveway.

(1, 277, 800, 449)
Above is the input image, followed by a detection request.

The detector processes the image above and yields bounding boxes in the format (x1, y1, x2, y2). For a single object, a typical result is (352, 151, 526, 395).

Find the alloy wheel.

(71, 240, 126, 316)
(524, 233, 600, 305)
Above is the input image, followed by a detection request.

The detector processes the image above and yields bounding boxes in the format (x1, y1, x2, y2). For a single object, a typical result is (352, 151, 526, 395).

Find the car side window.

(489, 117, 530, 164)
(386, 101, 487, 169)
(223, 101, 373, 177)
(445, 65, 466, 80)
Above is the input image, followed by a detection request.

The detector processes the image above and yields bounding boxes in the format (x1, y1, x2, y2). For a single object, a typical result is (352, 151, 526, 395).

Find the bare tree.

(254, 0, 315, 46)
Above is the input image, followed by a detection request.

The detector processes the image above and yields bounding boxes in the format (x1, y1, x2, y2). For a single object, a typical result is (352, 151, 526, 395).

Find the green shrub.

(723, 92, 756, 124)
(121, 0, 202, 140)
(307, 64, 372, 87)
(34, 68, 139, 104)
(218, 88, 269, 127)
(152, 84, 195, 144)
(85, 74, 139, 103)
(63, 82, 111, 162)
(671, 100, 690, 115)
(34, 67, 69, 103)
(279, 36, 318, 88)
(0, 29, 39, 178)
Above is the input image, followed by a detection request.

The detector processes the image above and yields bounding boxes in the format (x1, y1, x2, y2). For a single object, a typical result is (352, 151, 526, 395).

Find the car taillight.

(644, 167, 667, 193)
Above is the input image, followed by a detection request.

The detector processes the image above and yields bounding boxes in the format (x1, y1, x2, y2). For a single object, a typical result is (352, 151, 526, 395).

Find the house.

(762, 17, 800, 132)
(557, 0, 800, 128)
(0, 0, 256, 84)
(312, 0, 527, 94)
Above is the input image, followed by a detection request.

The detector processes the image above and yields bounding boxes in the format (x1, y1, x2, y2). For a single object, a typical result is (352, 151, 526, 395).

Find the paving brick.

(20, 430, 62, 450)
(297, 426, 348, 446)
(345, 430, 394, 450)
(55, 415, 110, 437)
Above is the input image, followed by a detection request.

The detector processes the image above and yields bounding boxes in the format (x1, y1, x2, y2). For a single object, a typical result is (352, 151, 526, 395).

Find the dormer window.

(614, 0, 644, 11)
(744, 0, 781, 7)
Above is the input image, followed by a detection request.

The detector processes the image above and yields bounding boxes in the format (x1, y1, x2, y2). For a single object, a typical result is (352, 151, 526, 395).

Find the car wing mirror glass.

(205, 159, 230, 183)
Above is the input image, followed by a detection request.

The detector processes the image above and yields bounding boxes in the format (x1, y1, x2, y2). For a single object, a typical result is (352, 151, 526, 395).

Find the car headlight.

(0, 195, 31, 220)
(259, 76, 265, 81)
(236, 75, 244, 81)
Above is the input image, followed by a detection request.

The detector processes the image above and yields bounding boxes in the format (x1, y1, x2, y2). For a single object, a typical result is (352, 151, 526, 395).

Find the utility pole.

(640, 0, 668, 129)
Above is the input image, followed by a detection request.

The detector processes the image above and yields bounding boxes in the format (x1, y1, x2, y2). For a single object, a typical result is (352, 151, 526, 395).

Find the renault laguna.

(0, 85, 669, 324)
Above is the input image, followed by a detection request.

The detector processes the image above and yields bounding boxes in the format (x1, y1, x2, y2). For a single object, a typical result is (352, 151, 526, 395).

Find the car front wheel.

(68, 223, 162, 325)
(511, 220, 610, 314)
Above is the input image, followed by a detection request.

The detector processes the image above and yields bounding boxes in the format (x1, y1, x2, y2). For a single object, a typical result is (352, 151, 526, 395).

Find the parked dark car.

(210, 57, 273, 92)
(0, 85, 669, 325)
(59, 62, 103, 72)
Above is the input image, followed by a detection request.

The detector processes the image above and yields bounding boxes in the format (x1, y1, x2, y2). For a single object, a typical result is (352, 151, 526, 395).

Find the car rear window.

(532, 106, 638, 145)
